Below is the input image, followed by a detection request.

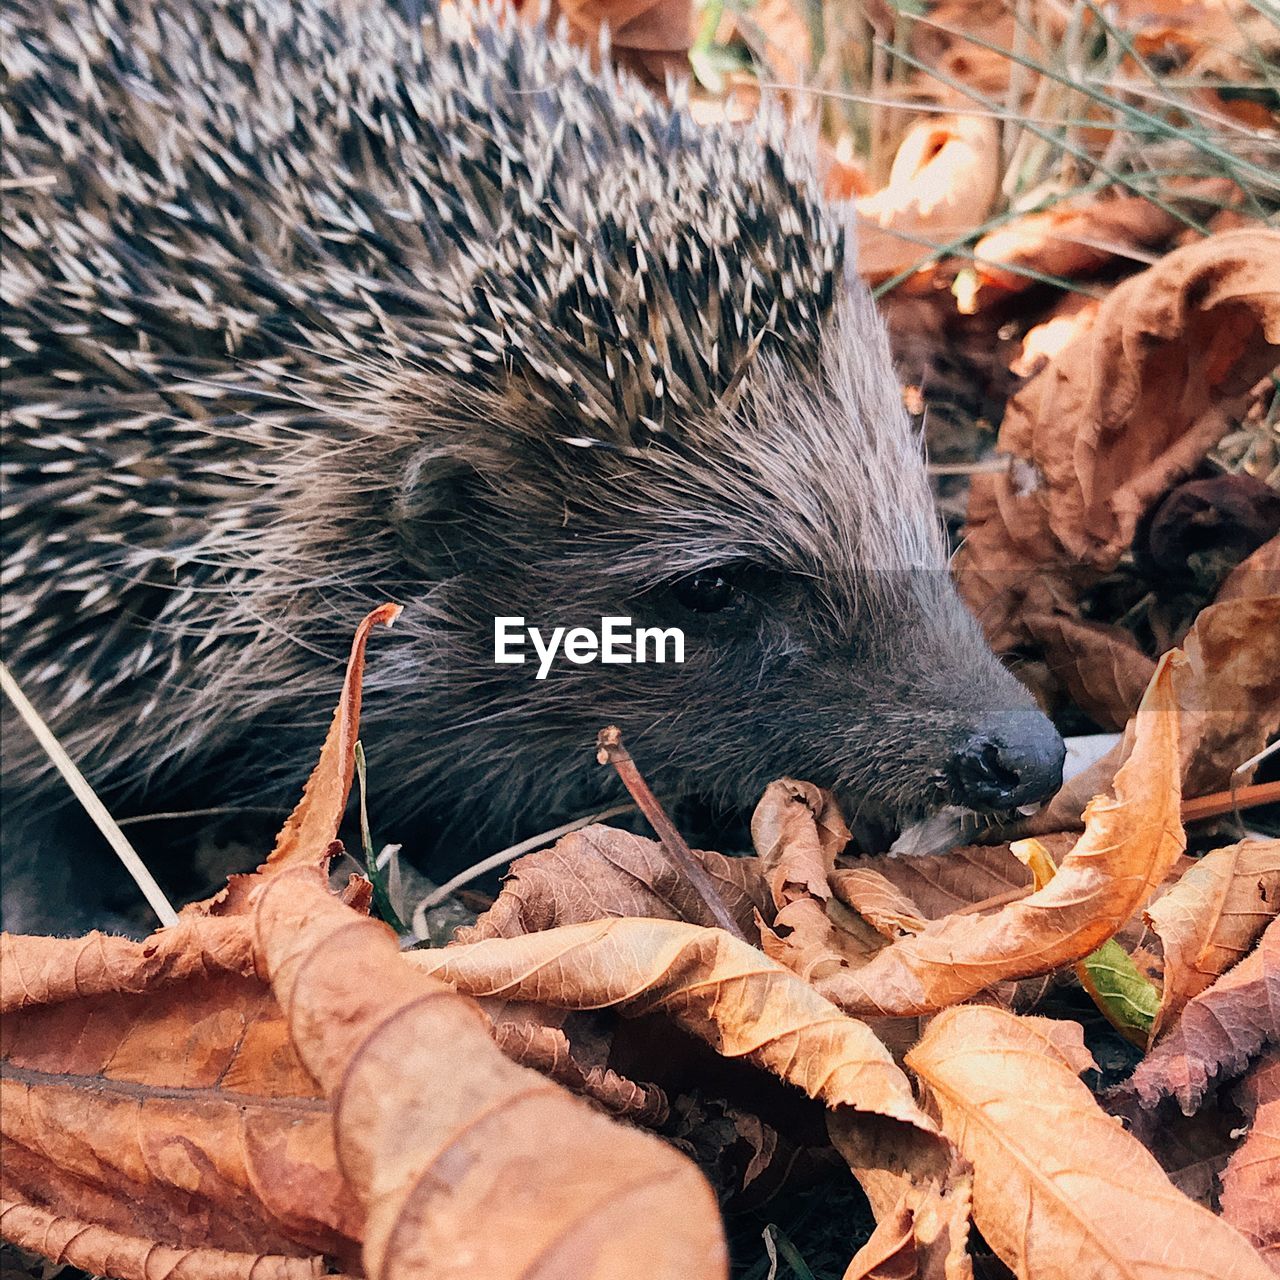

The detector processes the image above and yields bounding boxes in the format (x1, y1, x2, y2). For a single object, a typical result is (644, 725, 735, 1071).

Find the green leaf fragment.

(1077, 938, 1159, 1046)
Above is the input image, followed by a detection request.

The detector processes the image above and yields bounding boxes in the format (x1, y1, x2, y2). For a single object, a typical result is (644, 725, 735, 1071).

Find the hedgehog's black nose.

(947, 708, 1066, 813)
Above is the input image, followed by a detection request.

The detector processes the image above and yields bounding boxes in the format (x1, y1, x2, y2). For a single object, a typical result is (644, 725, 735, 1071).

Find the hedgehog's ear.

(391, 445, 482, 575)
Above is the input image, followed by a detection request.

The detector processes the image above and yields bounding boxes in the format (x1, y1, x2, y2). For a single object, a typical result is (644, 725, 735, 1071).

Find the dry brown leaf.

(411, 917, 936, 1136)
(525, 0, 693, 88)
(907, 1006, 1274, 1279)
(958, 229, 1280, 657)
(456, 823, 768, 942)
(431, 918, 963, 1262)
(1147, 839, 1280, 1036)
(1028, 595, 1280, 831)
(828, 869, 929, 941)
(964, 180, 1238, 306)
(1024, 614, 1156, 731)
(837, 842, 1066, 921)
(838, 1178, 974, 1280)
(855, 117, 1000, 282)
(264, 603, 401, 876)
(0, 922, 361, 1272)
(0, 1201, 337, 1280)
(841, 1202, 920, 1280)
(769, 653, 1184, 1017)
(752, 780, 889, 976)
(254, 866, 726, 1279)
(1178, 596, 1280, 797)
(1222, 1051, 1280, 1272)
(1132, 917, 1280, 1113)
(488, 1017, 669, 1123)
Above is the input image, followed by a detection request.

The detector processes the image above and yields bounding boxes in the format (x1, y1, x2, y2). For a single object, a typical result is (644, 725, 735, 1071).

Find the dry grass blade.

(0, 661, 177, 927)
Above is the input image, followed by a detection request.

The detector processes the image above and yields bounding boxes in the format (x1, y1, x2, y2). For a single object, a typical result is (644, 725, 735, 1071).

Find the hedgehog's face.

(392, 292, 1063, 848)
(622, 558, 1065, 842)
(417, 488, 1063, 848)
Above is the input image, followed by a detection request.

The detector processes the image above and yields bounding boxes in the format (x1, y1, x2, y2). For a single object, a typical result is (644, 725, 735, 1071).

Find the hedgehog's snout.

(944, 707, 1066, 814)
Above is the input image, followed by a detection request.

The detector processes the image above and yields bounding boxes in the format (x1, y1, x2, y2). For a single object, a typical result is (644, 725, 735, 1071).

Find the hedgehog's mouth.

(843, 781, 1047, 858)
(885, 802, 1045, 857)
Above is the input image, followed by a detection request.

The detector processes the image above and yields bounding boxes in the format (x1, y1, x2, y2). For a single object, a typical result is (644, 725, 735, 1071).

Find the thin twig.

(1181, 780, 1280, 824)
(1, 660, 178, 928)
(411, 802, 635, 928)
(596, 726, 749, 942)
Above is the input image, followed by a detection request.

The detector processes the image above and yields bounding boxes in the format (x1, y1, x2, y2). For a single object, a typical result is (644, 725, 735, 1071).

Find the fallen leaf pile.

(957, 229, 1280, 745)
(5, 606, 1277, 1279)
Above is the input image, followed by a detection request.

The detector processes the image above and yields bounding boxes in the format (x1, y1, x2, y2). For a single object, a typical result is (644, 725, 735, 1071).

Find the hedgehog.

(0, 0, 1065, 931)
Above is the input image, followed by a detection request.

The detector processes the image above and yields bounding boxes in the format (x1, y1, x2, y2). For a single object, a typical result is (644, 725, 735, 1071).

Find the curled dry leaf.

(855, 116, 1000, 282)
(752, 780, 889, 975)
(488, 1017, 669, 1124)
(907, 1006, 1274, 1280)
(1146, 839, 1280, 1036)
(764, 653, 1184, 1017)
(253, 866, 726, 1280)
(838, 1179, 973, 1280)
(263, 603, 402, 876)
(1221, 1051, 1280, 1272)
(0, 1200, 337, 1280)
(456, 823, 768, 943)
(1131, 917, 1280, 1114)
(958, 228, 1280, 659)
(1027, 595, 1280, 832)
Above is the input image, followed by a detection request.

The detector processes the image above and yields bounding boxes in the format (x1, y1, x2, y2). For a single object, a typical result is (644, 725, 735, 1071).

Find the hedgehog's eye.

(672, 569, 739, 613)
